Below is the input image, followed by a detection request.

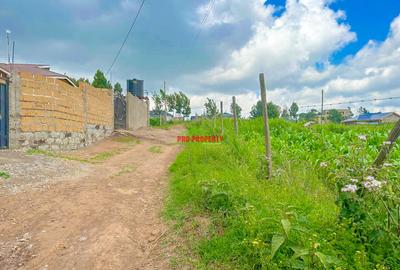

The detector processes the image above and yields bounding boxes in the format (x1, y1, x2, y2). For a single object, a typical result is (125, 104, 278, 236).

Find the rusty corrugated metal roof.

(0, 63, 76, 86)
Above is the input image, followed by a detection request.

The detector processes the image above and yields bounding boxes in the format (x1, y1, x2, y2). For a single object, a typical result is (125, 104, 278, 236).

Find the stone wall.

(126, 93, 149, 130)
(9, 73, 114, 150)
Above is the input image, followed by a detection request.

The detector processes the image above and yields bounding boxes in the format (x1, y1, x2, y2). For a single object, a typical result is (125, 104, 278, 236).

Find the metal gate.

(114, 93, 126, 129)
(0, 83, 8, 148)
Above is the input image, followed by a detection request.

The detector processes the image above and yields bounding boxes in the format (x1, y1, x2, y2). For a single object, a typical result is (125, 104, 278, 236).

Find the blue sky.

(0, 0, 399, 115)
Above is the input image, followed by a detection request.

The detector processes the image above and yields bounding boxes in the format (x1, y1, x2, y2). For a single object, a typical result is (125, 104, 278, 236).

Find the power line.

(300, 96, 400, 109)
(184, 0, 215, 63)
(193, 0, 216, 44)
(106, 0, 146, 75)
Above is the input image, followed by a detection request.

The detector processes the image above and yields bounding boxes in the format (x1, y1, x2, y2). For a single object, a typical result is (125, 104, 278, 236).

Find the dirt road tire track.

(0, 126, 184, 270)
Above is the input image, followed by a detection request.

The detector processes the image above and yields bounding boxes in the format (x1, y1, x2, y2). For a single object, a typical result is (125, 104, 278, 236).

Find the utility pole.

(220, 101, 224, 135)
(164, 81, 167, 123)
(321, 89, 324, 124)
(12, 41, 15, 64)
(232, 96, 238, 136)
(6, 30, 11, 64)
(259, 73, 272, 179)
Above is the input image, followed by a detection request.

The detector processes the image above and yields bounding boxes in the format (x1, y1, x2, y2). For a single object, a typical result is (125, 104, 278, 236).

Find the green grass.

(165, 118, 400, 269)
(0, 171, 10, 179)
(150, 118, 185, 129)
(113, 164, 136, 176)
(149, 145, 163, 153)
(112, 135, 140, 145)
(27, 148, 121, 164)
(88, 150, 120, 163)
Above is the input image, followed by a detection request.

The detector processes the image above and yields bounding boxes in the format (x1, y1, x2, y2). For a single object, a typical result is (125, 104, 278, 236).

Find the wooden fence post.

(259, 73, 272, 179)
(232, 96, 238, 136)
(373, 119, 400, 168)
(220, 101, 224, 135)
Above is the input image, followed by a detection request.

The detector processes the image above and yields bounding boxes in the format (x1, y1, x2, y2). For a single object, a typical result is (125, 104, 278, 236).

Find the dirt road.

(0, 126, 184, 270)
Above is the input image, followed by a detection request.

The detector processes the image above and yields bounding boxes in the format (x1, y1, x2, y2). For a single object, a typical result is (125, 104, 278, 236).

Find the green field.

(166, 118, 400, 269)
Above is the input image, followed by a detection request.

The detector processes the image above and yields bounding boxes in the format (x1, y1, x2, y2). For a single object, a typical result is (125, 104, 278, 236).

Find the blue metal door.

(0, 83, 8, 148)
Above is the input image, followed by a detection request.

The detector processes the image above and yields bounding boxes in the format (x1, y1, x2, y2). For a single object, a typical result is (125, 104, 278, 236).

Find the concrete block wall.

(126, 93, 149, 130)
(9, 73, 114, 150)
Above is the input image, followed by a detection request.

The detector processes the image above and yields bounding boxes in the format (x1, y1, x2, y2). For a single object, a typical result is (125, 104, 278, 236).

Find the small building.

(173, 113, 184, 121)
(342, 112, 400, 125)
(318, 108, 353, 122)
(149, 111, 173, 121)
(0, 63, 76, 86)
(0, 63, 114, 150)
(222, 112, 234, 118)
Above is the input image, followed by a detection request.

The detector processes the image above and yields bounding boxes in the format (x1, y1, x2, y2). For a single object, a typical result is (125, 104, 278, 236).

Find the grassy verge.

(150, 118, 185, 129)
(27, 148, 123, 164)
(149, 145, 163, 153)
(26, 134, 140, 164)
(165, 118, 399, 269)
(0, 171, 10, 179)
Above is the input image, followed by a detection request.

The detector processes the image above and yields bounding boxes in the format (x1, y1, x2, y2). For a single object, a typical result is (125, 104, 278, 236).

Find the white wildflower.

(383, 163, 393, 167)
(383, 141, 392, 146)
(341, 184, 358, 193)
(350, 178, 358, 183)
(362, 176, 383, 191)
(358, 135, 367, 141)
(320, 162, 328, 168)
(366, 175, 375, 181)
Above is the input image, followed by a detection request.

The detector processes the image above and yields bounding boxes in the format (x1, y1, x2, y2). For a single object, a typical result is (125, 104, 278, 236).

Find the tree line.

(152, 90, 191, 118)
(203, 97, 369, 123)
(69, 69, 123, 94)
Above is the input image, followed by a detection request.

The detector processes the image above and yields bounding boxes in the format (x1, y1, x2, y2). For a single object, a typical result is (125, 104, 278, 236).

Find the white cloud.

(196, 0, 272, 28)
(182, 0, 400, 115)
(194, 0, 355, 86)
(189, 91, 259, 117)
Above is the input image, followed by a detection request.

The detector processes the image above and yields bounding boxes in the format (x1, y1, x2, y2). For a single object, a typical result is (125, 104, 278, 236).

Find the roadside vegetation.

(26, 134, 139, 164)
(149, 145, 163, 154)
(150, 118, 185, 129)
(0, 170, 10, 179)
(166, 118, 399, 269)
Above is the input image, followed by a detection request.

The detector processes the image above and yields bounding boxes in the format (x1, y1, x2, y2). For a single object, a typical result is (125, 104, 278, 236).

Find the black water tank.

(127, 79, 144, 97)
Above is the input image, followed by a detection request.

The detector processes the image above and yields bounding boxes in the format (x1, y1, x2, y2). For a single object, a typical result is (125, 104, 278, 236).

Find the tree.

(92, 69, 111, 89)
(250, 100, 280, 119)
(347, 107, 354, 119)
(114, 82, 123, 94)
(159, 89, 168, 114)
(166, 94, 176, 114)
(152, 92, 163, 116)
(299, 109, 318, 121)
(174, 92, 183, 114)
(70, 77, 90, 86)
(250, 101, 262, 118)
(328, 109, 344, 123)
(204, 98, 218, 118)
(358, 106, 369, 114)
(289, 102, 299, 120)
(281, 109, 289, 120)
(267, 102, 280, 119)
(180, 92, 191, 117)
(230, 102, 242, 118)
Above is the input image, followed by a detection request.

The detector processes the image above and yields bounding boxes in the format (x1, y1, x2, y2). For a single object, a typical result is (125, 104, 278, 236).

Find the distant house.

(342, 112, 400, 125)
(318, 108, 353, 122)
(173, 113, 184, 121)
(149, 110, 173, 121)
(190, 115, 200, 121)
(222, 112, 234, 118)
(0, 63, 76, 86)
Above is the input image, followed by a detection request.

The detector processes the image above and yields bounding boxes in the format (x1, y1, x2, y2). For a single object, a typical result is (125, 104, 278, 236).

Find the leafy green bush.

(166, 118, 399, 269)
